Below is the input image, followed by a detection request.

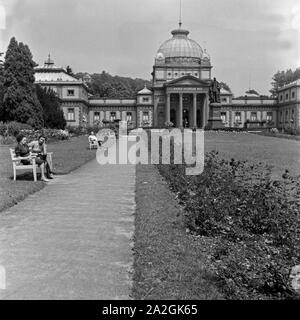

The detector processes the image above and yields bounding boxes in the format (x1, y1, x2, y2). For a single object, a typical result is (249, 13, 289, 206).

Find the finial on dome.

(179, 0, 182, 28)
(44, 53, 54, 68)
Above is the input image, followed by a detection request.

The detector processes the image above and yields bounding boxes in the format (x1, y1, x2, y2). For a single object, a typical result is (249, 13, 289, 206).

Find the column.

(179, 93, 183, 127)
(154, 97, 158, 127)
(204, 94, 209, 128)
(166, 93, 171, 123)
(192, 93, 197, 127)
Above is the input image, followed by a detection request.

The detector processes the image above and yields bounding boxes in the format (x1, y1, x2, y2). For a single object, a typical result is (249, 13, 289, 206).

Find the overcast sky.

(0, 0, 299, 96)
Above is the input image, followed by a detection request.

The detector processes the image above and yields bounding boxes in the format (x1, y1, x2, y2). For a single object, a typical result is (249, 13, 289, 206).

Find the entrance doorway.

(183, 109, 189, 128)
(197, 109, 202, 128)
(170, 109, 176, 126)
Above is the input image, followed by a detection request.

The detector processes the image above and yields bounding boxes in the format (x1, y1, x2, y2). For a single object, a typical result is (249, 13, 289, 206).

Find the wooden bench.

(10, 149, 53, 182)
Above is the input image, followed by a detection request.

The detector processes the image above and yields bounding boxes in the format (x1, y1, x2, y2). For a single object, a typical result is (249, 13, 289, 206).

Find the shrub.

(65, 125, 87, 136)
(4, 121, 33, 136)
(164, 121, 174, 128)
(0, 122, 8, 136)
(158, 152, 300, 299)
(270, 128, 279, 134)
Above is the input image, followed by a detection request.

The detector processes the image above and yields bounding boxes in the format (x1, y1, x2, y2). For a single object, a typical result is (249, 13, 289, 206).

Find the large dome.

(157, 28, 203, 59)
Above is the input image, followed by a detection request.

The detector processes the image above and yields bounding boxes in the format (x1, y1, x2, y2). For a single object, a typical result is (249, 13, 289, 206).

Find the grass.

(0, 135, 96, 213)
(133, 131, 300, 299)
(204, 132, 300, 178)
(133, 164, 223, 300)
(254, 131, 300, 141)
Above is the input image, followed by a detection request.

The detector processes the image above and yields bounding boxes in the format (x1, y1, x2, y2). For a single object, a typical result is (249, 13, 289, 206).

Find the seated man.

(88, 131, 98, 144)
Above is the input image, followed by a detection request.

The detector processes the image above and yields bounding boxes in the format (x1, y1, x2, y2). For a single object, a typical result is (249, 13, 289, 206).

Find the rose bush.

(158, 151, 300, 299)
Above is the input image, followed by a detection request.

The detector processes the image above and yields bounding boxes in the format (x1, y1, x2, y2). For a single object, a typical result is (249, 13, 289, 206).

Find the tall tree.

(0, 52, 4, 120)
(36, 85, 66, 129)
(2, 37, 43, 128)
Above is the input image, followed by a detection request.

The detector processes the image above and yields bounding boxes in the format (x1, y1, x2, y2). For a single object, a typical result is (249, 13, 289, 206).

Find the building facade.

(34, 27, 300, 131)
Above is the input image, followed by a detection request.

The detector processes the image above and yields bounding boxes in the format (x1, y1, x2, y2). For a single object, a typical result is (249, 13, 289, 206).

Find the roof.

(89, 99, 137, 106)
(157, 27, 203, 59)
(35, 54, 84, 85)
(278, 80, 300, 91)
(220, 88, 232, 95)
(35, 70, 80, 82)
(137, 86, 152, 95)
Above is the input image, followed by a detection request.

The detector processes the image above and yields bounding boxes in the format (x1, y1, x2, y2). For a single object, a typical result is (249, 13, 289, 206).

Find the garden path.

(0, 158, 135, 299)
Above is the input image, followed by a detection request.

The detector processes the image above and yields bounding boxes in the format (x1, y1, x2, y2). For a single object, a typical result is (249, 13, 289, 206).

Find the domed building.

(35, 26, 300, 131)
(152, 25, 213, 127)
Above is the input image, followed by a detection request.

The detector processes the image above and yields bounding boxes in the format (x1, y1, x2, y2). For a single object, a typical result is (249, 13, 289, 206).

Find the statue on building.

(209, 77, 221, 103)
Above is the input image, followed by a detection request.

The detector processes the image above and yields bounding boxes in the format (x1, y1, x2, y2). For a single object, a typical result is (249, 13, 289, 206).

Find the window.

(110, 112, 116, 121)
(280, 94, 283, 102)
(266, 112, 273, 121)
(142, 112, 149, 121)
(94, 112, 100, 122)
(292, 91, 296, 99)
(285, 93, 289, 100)
(280, 111, 283, 123)
(194, 72, 198, 77)
(67, 89, 75, 96)
(291, 109, 295, 121)
(168, 72, 172, 77)
(67, 108, 75, 121)
(174, 72, 178, 77)
(126, 112, 132, 122)
(250, 112, 257, 121)
(221, 97, 227, 103)
(220, 112, 226, 123)
(235, 112, 241, 122)
(285, 110, 289, 122)
(142, 97, 149, 102)
(181, 72, 185, 76)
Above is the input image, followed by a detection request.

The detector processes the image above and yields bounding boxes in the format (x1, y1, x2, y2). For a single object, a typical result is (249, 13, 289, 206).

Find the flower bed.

(158, 151, 300, 299)
(0, 122, 70, 144)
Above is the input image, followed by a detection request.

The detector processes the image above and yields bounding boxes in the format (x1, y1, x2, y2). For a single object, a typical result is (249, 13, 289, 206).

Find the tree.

(75, 70, 151, 98)
(36, 85, 66, 129)
(0, 52, 4, 120)
(2, 37, 43, 128)
(270, 68, 300, 97)
(220, 82, 232, 93)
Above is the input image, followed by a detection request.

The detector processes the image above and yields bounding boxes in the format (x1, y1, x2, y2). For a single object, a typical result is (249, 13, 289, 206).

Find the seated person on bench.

(15, 134, 49, 182)
(28, 135, 53, 179)
(89, 131, 101, 146)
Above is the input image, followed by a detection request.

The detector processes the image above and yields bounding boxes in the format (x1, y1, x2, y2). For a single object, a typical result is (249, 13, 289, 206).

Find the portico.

(164, 76, 210, 128)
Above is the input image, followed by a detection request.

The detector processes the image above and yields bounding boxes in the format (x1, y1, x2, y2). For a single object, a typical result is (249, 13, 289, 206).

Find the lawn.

(133, 131, 300, 300)
(0, 135, 96, 213)
(204, 132, 300, 178)
(133, 164, 223, 299)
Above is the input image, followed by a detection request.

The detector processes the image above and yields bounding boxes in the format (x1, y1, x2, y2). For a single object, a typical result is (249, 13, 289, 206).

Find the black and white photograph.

(0, 0, 299, 311)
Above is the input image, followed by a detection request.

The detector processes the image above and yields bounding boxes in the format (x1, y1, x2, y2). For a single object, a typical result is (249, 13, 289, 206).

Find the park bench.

(88, 137, 98, 150)
(9, 148, 53, 182)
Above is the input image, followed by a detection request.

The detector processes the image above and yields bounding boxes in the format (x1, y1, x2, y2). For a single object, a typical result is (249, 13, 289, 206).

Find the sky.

(0, 0, 299, 96)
